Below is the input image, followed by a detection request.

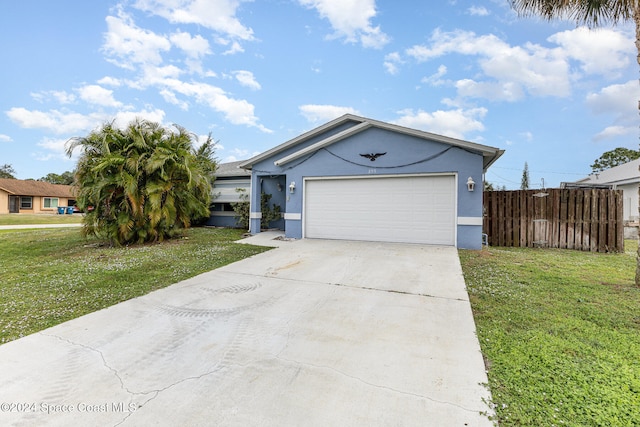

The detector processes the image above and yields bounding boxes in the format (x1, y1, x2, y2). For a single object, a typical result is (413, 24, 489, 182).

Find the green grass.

(0, 227, 271, 344)
(459, 241, 640, 426)
(0, 213, 83, 225)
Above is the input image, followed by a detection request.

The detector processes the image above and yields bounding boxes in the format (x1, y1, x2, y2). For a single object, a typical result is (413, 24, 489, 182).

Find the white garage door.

(304, 175, 456, 245)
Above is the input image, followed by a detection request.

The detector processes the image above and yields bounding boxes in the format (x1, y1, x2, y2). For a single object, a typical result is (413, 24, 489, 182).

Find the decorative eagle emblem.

(359, 152, 387, 162)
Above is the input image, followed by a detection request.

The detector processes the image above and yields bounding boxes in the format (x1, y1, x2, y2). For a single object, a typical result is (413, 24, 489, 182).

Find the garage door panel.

(304, 175, 456, 245)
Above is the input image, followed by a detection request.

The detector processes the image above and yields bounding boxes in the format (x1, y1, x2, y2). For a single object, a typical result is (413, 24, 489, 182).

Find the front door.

(9, 196, 18, 213)
(9, 196, 20, 213)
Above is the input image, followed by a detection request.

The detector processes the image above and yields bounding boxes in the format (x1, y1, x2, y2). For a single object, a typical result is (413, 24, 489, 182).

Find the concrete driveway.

(0, 233, 493, 426)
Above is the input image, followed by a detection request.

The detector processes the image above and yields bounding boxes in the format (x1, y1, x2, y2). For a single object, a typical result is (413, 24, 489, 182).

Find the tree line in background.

(0, 163, 74, 184)
(485, 148, 640, 191)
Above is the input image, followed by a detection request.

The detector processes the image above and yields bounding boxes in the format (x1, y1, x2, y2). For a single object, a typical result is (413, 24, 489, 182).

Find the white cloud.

(6, 107, 166, 136)
(299, 104, 360, 123)
(77, 85, 123, 108)
(221, 147, 261, 162)
(421, 65, 448, 86)
(111, 109, 167, 129)
(6, 108, 104, 135)
(159, 89, 190, 110)
(31, 90, 76, 105)
(298, 0, 389, 49)
(222, 40, 244, 55)
(133, 0, 254, 41)
(233, 70, 261, 90)
(404, 27, 634, 104)
(97, 76, 122, 87)
(35, 137, 75, 161)
(593, 125, 635, 141)
(467, 6, 489, 16)
(170, 30, 211, 58)
(99, 6, 267, 131)
(406, 29, 571, 100)
(548, 27, 633, 77)
(103, 10, 171, 69)
(586, 80, 640, 141)
(0, 134, 12, 142)
(159, 79, 270, 132)
(393, 107, 487, 139)
(455, 79, 524, 102)
(383, 52, 402, 75)
(519, 131, 533, 141)
(586, 80, 639, 114)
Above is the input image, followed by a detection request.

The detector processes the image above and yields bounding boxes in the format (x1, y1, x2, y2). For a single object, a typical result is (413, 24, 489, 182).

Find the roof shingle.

(0, 179, 75, 198)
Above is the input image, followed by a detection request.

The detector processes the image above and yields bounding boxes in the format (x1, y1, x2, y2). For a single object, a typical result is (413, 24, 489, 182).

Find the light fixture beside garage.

(467, 177, 476, 192)
(289, 181, 296, 193)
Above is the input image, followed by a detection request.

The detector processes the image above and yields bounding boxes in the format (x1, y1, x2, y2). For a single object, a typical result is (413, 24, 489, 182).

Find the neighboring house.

(570, 158, 640, 237)
(0, 179, 76, 214)
(207, 161, 252, 228)
(239, 114, 504, 250)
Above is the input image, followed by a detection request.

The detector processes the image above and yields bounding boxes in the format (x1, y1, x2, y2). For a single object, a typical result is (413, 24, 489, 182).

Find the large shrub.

(66, 119, 216, 245)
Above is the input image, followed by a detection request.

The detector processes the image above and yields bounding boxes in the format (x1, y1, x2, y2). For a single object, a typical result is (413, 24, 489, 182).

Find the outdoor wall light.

(467, 177, 476, 192)
(289, 181, 296, 193)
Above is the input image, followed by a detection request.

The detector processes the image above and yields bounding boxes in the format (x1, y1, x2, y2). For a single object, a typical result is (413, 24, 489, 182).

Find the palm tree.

(66, 119, 216, 246)
(510, 0, 640, 285)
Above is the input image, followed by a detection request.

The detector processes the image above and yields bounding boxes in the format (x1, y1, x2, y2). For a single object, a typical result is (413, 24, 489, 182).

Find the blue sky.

(1, 0, 638, 189)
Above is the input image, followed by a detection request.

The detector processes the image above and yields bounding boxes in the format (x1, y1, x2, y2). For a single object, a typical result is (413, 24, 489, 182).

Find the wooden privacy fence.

(483, 189, 624, 252)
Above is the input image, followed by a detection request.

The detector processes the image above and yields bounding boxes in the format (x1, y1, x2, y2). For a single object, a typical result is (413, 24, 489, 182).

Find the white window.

(43, 197, 59, 208)
(20, 197, 32, 209)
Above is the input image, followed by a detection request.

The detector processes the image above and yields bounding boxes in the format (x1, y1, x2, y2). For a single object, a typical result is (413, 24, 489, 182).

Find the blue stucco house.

(239, 114, 503, 249)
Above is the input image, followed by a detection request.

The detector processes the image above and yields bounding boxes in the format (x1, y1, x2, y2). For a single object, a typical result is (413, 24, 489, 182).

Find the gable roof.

(0, 179, 75, 198)
(576, 158, 640, 186)
(239, 114, 504, 172)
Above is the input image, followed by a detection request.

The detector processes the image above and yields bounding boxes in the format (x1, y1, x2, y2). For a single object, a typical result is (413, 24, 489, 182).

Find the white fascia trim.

(284, 213, 302, 220)
(250, 212, 262, 219)
(458, 217, 483, 226)
(304, 172, 456, 181)
(274, 121, 371, 167)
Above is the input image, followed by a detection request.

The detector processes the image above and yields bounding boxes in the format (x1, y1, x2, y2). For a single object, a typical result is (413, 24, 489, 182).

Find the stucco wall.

(0, 195, 74, 215)
(248, 126, 486, 249)
(0, 191, 8, 214)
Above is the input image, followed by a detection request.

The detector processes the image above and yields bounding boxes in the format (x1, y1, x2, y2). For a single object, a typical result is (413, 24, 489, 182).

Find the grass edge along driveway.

(459, 241, 640, 427)
(0, 227, 270, 345)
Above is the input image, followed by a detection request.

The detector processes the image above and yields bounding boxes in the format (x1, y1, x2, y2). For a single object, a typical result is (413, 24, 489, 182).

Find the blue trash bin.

(66, 206, 74, 214)
(57, 207, 65, 215)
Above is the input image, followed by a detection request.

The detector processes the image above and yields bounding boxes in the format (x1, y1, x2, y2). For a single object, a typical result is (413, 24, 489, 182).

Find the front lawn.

(459, 241, 640, 426)
(0, 227, 270, 344)
(0, 213, 83, 225)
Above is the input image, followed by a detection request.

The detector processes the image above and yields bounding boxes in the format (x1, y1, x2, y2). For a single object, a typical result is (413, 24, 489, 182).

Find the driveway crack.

(39, 332, 227, 426)
(274, 354, 484, 415)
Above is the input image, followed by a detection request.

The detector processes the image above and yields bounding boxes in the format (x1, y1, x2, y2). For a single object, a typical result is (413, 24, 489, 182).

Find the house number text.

(368, 168, 377, 174)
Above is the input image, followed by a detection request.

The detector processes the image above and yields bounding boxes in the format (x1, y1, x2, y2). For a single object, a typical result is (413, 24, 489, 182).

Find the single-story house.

(0, 179, 76, 214)
(207, 161, 252, 228)
(239, 114, 504, 250)
(569, 158, 639, 238)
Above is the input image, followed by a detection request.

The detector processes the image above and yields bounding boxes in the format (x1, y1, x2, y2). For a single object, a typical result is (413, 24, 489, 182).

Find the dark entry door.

(9, 196, 18, 213)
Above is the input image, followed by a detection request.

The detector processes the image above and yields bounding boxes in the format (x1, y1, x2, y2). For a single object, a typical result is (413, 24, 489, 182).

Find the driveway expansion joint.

(220, 270, 468, 302)
(330, 282, 469, 302)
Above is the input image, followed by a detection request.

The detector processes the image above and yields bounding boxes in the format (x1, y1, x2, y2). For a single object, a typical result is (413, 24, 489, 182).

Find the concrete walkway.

(0, 234, 493, 426)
